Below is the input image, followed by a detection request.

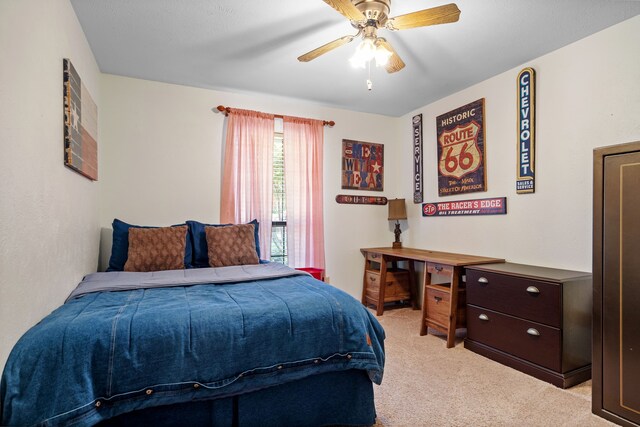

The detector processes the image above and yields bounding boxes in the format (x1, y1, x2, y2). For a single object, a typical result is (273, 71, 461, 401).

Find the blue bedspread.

(0, 266, 385, 426)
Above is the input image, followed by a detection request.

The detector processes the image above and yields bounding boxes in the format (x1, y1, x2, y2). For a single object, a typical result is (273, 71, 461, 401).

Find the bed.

(0, 220, 385, 426)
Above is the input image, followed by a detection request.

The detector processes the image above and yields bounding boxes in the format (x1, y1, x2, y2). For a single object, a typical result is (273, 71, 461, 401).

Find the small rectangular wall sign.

(422, 197, 507, 217)
(335, 195, 387, 205)
(516, 67, 536, 194)
(436, 99, 486, 196)
(412, 114, 423, 203)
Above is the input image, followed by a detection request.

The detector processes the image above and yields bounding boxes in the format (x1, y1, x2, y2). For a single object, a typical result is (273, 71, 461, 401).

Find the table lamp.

(388, 198, 407, 249)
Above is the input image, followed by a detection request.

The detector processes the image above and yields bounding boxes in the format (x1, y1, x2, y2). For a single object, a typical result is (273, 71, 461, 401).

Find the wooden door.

(601, 151, 640, 424)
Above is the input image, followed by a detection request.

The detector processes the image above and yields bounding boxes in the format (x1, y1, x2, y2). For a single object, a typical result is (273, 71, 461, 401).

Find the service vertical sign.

(412, 114, 423, 203)
(517, 68, 535, 193)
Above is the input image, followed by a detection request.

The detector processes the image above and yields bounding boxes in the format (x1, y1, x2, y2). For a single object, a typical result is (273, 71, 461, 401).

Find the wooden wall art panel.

(63, 58, 98, 181)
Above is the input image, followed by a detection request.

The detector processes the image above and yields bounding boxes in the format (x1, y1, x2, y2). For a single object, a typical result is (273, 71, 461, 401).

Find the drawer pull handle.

(478, 314, 489, 321)
(435, 265, 443, 272)
(526, 286, 540, 294)
(527, 328, 540, 336)
(371, 254, 379, 259)
(434, 296, 442, 303)
(478, 277, 489, 284)
(370, 277, 376, 282)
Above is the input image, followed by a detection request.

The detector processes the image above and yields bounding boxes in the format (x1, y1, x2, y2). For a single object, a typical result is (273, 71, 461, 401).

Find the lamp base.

(392, 220, 403, 249)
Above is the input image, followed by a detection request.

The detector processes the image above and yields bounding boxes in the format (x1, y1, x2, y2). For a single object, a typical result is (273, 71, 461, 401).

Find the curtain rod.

(216, 105, 335, 127)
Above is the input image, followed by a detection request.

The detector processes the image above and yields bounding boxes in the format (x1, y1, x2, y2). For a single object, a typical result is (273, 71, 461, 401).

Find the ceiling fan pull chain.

(367, 60, 373, 91)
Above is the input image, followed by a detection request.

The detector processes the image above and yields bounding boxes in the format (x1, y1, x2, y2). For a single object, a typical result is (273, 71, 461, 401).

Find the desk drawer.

(366, 252, 383, 263)
(426, 286, 465, 329)
(427, 262, 454, 276)
(365, 269, 410, 302)
(467, 305, 561, 371)
(466, 269, 561, 327)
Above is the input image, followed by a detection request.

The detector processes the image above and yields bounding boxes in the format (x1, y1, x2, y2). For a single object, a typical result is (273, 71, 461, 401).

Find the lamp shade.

(388, 198, 407, 220)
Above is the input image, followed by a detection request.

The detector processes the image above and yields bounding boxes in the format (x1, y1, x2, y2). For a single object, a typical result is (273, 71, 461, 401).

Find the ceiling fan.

(298, 0, 461, 74)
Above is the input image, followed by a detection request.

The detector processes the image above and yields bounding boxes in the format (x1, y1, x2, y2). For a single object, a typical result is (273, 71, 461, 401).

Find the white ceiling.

(70, 0, 640, 117)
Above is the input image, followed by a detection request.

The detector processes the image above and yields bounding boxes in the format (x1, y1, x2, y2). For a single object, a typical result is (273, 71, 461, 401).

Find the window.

(220, 111, 323, 268)
(270, 133, 287, 264)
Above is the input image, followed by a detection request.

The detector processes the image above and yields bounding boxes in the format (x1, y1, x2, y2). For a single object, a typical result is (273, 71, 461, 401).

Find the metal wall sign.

(517, 67, 536, 194)
(436, 99, 486, 196)
(335, 195, 388, 205)
(422, 197, 507, 217)
(412, 114, 423, 203)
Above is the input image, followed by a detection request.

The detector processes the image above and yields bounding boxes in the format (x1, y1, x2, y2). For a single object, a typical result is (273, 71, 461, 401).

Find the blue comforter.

(0, 265, 385, 426)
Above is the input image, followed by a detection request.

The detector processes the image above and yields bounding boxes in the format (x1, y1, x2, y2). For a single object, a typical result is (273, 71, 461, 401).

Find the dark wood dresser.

(593, 141, 640, 427)
(464, 262, 592, 388)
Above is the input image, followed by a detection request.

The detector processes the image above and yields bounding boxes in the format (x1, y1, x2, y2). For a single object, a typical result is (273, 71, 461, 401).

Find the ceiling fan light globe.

(355, 37, 377, 61)
(374, 45, 393, 67)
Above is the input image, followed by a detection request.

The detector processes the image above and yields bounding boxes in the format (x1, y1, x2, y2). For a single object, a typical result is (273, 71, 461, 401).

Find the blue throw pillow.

(187, 219, 260, 268)
(107, 219, 193, 271)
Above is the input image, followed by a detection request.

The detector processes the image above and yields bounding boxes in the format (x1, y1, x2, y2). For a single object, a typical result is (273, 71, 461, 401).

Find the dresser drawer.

(425, 285, 465, 330)
(365, 269, 410, 302)
(466, 269, 561, 327)
(467, 305, 561, 371)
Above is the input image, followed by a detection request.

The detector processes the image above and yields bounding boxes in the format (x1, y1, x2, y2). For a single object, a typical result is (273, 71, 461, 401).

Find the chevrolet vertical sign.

(413, 114, 423, 203)
(516, 68, 535, 194)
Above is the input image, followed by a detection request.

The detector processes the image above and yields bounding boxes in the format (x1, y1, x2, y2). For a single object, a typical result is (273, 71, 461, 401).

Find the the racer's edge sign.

(422, 197, 507, 217)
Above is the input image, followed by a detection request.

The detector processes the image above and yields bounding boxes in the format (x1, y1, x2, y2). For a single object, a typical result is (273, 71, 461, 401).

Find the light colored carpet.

(371, 308, 616, 427)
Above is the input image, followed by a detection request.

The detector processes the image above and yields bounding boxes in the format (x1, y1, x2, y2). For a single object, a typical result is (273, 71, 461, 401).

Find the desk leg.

(419, 267, 431, 336)
(408, 260, 418, 310)
(446, 266, 462, 348)
(376, 256, 388, 316)
(361, 260, 368, 306)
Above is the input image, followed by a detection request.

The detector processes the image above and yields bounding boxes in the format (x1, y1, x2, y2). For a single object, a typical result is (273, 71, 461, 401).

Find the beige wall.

(1, 2, 638, 375)
(95, 15, 640, 307)
(98, 74, 403, 298)
(0, 0, 101, 369)
(399, 15, 640, 272)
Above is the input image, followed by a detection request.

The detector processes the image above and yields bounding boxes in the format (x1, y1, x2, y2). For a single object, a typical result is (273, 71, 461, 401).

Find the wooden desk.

(360, 247, 504, 348)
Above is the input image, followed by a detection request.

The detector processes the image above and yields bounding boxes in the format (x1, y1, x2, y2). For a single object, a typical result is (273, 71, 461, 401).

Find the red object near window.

(296, 268, 325, 282)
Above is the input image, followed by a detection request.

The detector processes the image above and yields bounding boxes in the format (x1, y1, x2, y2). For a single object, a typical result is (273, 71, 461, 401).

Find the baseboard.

(592, 408, 640, 427)
(464, 339, 591, 389)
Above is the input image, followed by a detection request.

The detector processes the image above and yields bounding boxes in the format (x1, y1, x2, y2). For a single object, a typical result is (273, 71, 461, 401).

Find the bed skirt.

(98, 369, 376, 427)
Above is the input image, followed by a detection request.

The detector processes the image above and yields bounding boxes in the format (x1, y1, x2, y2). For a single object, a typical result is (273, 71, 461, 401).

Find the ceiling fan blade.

(378, 39, 405, 73)
(386, 3, 460, 31)
(322, 0, 366, 21)
(297, 35, 355, 62)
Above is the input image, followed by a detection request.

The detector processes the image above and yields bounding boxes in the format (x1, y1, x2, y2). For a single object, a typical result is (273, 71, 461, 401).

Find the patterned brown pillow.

(205, 224, 259, 267)
(124, 225, 187, 272)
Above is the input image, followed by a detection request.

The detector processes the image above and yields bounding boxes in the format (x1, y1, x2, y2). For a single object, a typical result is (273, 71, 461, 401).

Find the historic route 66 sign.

(438, 122, 482, 179)
(436, 99, 486, 196)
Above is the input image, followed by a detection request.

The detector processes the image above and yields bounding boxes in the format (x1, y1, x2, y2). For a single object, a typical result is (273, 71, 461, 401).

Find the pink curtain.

(220, 109, 275, 259)
(283, 116, 325, 269)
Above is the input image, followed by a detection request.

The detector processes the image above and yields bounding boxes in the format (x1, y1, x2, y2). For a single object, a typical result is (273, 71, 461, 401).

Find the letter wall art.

(341, 139, 384, 191)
